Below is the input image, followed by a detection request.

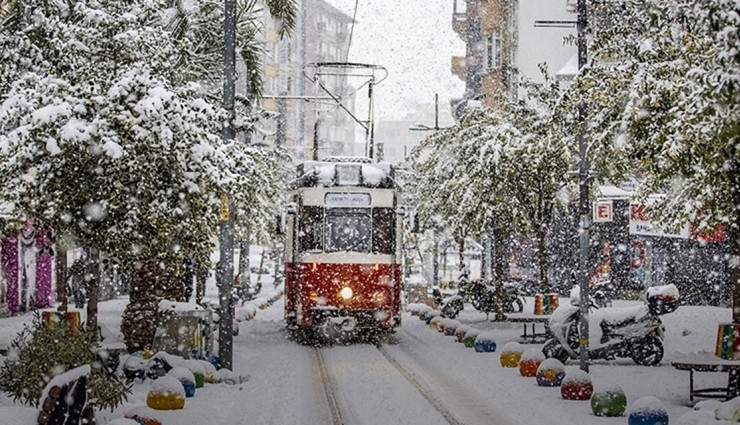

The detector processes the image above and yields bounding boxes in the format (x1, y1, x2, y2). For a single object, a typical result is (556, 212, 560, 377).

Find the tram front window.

(325, 209, 371, 253)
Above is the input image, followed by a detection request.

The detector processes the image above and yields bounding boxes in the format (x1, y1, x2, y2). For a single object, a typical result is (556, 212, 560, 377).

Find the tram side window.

(372, 208, 396, 254)
(299, 206, 323, 252)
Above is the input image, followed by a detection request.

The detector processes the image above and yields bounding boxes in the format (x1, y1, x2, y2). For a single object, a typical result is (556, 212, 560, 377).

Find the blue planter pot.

(474, 340, 497, 352)
(628, 410, 669, 425)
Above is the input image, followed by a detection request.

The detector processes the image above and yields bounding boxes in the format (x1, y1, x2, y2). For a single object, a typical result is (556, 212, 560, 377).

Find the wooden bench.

(672, 355, 740, 406)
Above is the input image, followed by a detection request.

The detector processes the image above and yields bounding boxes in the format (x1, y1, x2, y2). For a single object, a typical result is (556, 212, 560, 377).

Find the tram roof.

(290, 158, 397, 189)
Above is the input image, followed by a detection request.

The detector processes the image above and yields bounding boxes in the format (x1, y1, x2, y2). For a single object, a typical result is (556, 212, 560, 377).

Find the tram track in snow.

(315, 341, 465, 425)
(315, 346, 345, 425)
(375, 343, 465, 425)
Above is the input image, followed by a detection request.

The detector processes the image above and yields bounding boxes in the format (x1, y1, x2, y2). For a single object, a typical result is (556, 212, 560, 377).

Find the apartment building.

(256, 0, 356, 160)
(450, 0, 577, 112)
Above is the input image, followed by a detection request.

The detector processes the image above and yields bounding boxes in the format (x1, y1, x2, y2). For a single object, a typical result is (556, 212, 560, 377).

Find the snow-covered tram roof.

(290, 158, 397, 189)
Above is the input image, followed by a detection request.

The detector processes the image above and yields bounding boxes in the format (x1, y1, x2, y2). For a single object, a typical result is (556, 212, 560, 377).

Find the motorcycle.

(542, 284, 679, 366)
(460, 279, 525, 315)
(432, 288, 464, 319)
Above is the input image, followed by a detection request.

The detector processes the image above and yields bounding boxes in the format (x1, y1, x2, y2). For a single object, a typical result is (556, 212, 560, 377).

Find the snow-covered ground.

(0, 259, 738, 424)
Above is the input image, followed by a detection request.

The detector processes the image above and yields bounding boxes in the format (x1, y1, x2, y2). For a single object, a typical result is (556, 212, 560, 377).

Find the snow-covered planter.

(499, 342, 524, 367)
(235, 303, 258, 322)
(560, 369, 593, 400)
(423, 310, 441, 324)
(535, 358, 565, 387)
(429, 315, 444, 330)
(146, 376, 186, 410)
(444, 319, 461, 336)
(519, 349, 545, 377)
(406, 303, 431, 316)
(463, 328, 481, 348)
(473, 331, 497, 353)
(166, 367, 196, 398)
(181, 360, 206, 388)
(590, 384, 627, 417)
(124, 408, 163, 425)
(628, 396, 668, 425)
(454, 325, 472, 343)
(199, 359, 220, 383)
(716, 395, 740, 422)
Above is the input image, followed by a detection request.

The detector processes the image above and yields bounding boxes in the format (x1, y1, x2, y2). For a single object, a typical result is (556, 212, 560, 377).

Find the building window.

(486, 30, 502, 70)
(453, 0, 466, 15)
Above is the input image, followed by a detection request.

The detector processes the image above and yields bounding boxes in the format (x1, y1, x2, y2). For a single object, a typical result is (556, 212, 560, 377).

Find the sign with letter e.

(593, 200, 613, 222)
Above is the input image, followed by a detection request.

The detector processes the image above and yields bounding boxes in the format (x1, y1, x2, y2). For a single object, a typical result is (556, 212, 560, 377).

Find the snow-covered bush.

(0, 314, 130, 410)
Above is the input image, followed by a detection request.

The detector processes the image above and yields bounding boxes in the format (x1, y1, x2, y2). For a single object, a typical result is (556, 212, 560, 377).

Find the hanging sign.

(593, 200, 613, 222)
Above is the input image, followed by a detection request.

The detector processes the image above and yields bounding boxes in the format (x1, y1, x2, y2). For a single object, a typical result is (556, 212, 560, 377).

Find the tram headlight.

(339, 286, 353, 300)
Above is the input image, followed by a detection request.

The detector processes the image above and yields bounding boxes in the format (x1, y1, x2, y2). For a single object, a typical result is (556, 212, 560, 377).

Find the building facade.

(450, 0, 577, 112)
(256, 0, 356, 160)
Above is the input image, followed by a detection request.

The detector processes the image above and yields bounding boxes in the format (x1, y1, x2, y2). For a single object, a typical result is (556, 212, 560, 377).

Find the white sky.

(326, 0, 466, 121)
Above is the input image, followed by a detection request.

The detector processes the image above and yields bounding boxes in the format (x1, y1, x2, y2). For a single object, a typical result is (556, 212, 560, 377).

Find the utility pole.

(219, 0, 236, 371)
(576, 0, 591, 374)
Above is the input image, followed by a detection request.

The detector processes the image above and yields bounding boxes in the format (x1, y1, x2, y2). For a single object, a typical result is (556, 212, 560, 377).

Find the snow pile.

(520, 349, 545, 362)
(562, 368, 591, 385)
(628, 395, 667, 415)
(406, 303, 432, 315)
(536, 358, 565, 373)
(715, 396, 740, 422)
(158, 300, 208, 315)
(475, 331, 496, 343)
(235, 289, 284, 322)
(107, 419, 139, 425)
(150, 376, 185, 397)
(181, 359, 206, 376)
(166, 366, 195, 383)
(39, 364, 91, 402)
(501, 341, 524, 354)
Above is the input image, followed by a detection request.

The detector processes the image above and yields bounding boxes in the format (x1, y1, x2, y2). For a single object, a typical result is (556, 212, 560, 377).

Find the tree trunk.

(492, 223, 507, 321)
(55, 239, 67, 312)
(237, 230, 250, 300)
(457, 235, 465, 273)
(86, 247, 100, 337)
(536, 225, 550, 293)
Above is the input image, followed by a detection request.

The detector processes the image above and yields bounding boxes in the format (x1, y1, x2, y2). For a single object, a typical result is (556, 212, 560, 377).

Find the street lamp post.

(535, 0, 590, 373)
(576, 0, 591, 374)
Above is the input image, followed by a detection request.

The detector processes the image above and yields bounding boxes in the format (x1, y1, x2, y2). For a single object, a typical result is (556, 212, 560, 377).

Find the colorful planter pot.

(560, 370, 593, 400)
(499, 342, 524, 367)
(535, 359, 565, 387)
(519, 349, 545, 377)
(454, 325, 471, 343)
(591, 386, 627, 417)
(474, 331, 497, 353)
(463, 329, 481, 348)
(146, 377, 186, 410)
(628, 396, 668, 425)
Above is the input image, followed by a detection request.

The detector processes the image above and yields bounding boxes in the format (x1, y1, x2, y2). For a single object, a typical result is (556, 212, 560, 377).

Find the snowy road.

(8, 294, 718, 424)
(227, 321, 511, 425)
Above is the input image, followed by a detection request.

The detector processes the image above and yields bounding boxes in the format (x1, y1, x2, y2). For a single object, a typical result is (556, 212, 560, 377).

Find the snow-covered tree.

(0, 0, 294, 345)
(410, 72, 575, 294)
(580, 0, 740, 319)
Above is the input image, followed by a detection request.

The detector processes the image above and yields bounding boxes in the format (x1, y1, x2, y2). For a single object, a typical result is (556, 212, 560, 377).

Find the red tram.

(282, 157, 404, 341)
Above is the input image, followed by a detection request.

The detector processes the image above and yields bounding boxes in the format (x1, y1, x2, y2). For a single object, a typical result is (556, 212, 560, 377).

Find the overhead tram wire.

(345, 0, 359, 61)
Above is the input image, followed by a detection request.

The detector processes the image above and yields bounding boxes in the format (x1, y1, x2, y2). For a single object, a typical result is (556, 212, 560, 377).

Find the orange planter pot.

(519, 359, 542, 377)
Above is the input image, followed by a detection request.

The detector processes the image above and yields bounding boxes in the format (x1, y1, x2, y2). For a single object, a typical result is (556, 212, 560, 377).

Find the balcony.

(451, 56, 466, 81)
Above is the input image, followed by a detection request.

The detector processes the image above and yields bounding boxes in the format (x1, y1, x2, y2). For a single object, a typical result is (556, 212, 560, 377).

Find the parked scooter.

(542, 284, 680, 366)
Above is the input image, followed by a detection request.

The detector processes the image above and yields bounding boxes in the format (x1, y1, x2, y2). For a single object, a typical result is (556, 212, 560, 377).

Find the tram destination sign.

(325, 193, 372, 207)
